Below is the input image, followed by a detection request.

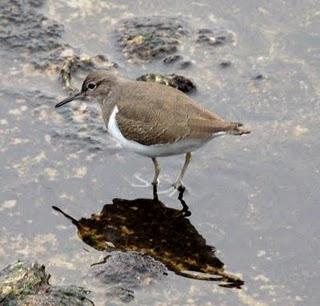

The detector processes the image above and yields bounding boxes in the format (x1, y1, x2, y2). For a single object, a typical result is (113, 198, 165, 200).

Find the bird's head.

(55, 70, 119, 108)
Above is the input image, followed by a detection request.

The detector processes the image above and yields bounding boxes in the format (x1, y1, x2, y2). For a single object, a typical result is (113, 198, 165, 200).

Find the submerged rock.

(163, 55, 192, 69)
(252, 72, 265, 80)
(0, 261, 93, 306)
(196, 28, 235, 46)
(0, 0, 64, 69)
(137, 73, 196, 93)
(0, 0, 115, 74)
(90, 252, 167, 302)
(116, 16, 189, 63)
(60, 55, 117, 91)
(116, 16, 236, 64)
(163, 54, 183, 64)
(219, 60, 232, 68)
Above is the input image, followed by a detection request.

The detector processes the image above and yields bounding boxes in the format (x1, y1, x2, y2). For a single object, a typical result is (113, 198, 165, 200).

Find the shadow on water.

(52, 188, 244, 289)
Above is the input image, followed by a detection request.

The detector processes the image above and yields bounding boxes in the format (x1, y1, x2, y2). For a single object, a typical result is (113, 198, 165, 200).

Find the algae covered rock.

(137, 73, 196, 93)
(116, 16, 189, 63)
(0, 0, 115, 74)
(0, 261, 93, 306)
(116, 16, 236, 65)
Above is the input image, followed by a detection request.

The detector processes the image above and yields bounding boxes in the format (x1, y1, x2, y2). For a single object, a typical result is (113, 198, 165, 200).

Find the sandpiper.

(56, 71, 250, 190)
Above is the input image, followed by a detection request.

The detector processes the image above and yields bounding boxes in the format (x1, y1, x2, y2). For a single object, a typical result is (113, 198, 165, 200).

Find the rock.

(116, 16, 236, 65)
(137, 73, 196, 93)
(116, 16, 189, 63)
(90, 252, 167, 302)
(252, 73, 265, 80)
(163, 54, 183, 64)
(0, 0, 116, 74)
(0, 261, 94, 306)
(0, 0, 64, 69)
(219, 60, 232, 68)
(163, 55, 192, 69)
(179, 60, 193, 69)
(60, 55, 117, 91)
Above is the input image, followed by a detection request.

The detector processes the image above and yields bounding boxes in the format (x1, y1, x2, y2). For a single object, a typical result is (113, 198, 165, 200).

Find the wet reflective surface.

(1, 0, 320, 305)
(53, 190, 244, 289)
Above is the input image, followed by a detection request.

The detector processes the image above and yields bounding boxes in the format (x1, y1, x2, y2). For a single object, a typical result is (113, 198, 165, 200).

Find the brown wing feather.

(110, 80, 249, 146)
(116, 104, 189, 145)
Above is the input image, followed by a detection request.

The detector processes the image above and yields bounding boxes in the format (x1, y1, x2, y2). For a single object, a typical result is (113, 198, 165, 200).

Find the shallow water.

(1, 0, 320, 305)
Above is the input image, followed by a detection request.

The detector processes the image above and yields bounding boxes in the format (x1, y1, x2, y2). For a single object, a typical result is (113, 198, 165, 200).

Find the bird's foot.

(151, 178, 159, 187)
(163, 181, 185, 198)
(152, 181, 182, 198)
(168, 180, 194, 198)
(171, 180, 186, 192)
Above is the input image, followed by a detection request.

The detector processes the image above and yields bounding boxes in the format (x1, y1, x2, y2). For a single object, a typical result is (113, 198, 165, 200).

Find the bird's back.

(118, 79, 223, 121)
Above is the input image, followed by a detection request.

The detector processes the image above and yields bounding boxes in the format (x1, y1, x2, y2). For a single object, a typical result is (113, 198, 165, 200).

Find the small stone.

(73, 166, 87, 178)
(0, 200, 17, 211)
(219, 60, 232, 68)
(252, 73, 264, 80)
(179, 61, 192, 69)
(196, 28, 235, 46)
(163, 54, 182, 64)
(168, 74, 196, 93)
(293, 125, 308, 137)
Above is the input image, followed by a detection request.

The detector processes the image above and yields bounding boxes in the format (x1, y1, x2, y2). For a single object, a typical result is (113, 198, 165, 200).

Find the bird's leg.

(151, 157, 161, 186)
(173, 152, 192, 190)
(151, 157, 160, 200)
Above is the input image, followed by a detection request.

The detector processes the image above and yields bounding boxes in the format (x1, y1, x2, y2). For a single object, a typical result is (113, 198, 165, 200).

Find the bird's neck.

(97, 92, 116, 127)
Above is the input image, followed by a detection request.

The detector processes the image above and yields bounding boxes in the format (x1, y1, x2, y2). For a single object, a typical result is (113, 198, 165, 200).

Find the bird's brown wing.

(115, 101, 236, 146)
(112, 80, 249, 146)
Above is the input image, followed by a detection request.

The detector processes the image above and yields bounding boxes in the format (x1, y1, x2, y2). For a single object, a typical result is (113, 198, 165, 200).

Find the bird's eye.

(87, 82, 96, 90)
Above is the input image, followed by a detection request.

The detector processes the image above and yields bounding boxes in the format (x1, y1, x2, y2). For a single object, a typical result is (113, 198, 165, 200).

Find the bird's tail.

(227, 122, 251, 135)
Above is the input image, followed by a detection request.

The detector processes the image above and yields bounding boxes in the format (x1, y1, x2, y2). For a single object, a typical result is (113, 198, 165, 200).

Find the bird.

(55, 70, 250, 191)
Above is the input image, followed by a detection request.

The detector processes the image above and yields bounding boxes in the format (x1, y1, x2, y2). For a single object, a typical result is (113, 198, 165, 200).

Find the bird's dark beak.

(55, 91, 84, 108)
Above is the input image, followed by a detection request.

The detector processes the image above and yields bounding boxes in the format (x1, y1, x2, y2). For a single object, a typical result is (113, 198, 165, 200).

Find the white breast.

(107, 105, 224, 157)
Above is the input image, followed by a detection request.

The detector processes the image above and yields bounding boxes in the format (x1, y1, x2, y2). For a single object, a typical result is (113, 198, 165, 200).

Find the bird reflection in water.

(53, 188, 243, 288)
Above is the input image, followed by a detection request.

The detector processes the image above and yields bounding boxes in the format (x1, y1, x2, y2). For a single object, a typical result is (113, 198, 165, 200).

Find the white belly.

(107, 105, 224, 157)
